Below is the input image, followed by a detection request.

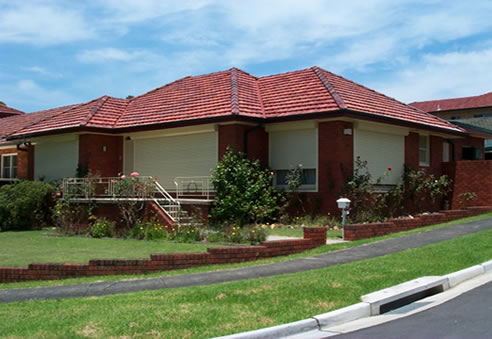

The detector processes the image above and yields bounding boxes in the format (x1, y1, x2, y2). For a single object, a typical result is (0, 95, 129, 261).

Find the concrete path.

(1, 217, 491, 303)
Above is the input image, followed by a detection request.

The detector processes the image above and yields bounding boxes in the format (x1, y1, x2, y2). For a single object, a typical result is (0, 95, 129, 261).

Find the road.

(336, 281, 492, 338)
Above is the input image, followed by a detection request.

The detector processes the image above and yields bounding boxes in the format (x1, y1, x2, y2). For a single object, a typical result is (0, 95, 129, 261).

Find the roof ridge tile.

(311, 66, 347, 109)
(230, 68, 240, 115)
(254, 79, 266, 118)
(80, 96, 110, 126)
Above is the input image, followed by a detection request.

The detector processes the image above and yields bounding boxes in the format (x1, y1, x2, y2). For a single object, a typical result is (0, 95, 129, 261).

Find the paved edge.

(214, 260, 492, 339)
(0, 217, 491, 303)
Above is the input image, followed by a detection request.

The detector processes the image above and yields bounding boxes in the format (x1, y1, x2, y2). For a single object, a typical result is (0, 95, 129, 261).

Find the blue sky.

(1, 0, 492, 113)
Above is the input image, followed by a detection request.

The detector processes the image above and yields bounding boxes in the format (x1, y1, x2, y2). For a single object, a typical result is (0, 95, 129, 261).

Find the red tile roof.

(0, 103, 24, 116)
(3, 66, 464, 141)
(410, 92, 492, 112)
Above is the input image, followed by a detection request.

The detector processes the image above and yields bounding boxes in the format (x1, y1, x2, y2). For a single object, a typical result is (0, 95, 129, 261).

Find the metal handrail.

(62, 176, 180, 222)
(174, 176, 213, 200)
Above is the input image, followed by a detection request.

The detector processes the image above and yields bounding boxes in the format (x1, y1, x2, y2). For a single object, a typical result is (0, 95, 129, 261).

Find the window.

(275, 168, 316, 190)
(442, 142, 450, 162)
(1, 154, 17, 179)
(419, 135, 430, 166)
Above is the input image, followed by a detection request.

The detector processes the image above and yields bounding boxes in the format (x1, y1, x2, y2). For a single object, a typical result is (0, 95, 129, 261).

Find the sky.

(1, 0, 492, 113)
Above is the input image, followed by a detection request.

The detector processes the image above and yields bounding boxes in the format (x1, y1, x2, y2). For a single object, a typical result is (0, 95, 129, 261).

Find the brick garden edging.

(343, 206, 492, 241)
(0, 227, 327, 283)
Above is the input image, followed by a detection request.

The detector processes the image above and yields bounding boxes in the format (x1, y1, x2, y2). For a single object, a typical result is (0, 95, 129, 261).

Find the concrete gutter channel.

(216, 260, 492, 339)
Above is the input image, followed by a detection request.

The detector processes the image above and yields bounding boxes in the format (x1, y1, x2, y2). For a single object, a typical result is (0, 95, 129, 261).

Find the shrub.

(168, 224, 202, 243)
(90, 218, 114, 238)
(211, 148, 284, 226)
(0, 181, 55, 231)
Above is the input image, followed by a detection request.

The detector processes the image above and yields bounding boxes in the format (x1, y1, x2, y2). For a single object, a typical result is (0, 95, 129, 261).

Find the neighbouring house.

(0, 104, 27, 183)
(1, 67, 490, 223)
(410, 92, 492, 160)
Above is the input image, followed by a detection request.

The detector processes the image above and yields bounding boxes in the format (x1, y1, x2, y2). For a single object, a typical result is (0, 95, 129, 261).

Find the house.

(410, 92, 492, 160)
(0, 102, 24, 119)
(1, 67, 490, 219)
(0, 104, 27, 183)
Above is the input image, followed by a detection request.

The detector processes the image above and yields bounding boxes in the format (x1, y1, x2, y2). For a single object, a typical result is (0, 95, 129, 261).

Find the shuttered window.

(269, 128, 317, 190)
(133, 132, 217, 190)
(354, 129, 404, 185)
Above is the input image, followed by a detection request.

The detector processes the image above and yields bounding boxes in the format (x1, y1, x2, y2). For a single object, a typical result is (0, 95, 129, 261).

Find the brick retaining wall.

(0, 227, 327, 283)
(344, 206, 492, 241)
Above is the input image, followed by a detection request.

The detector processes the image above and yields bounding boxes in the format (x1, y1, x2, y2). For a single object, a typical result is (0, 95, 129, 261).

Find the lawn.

(268, 225, 341, 238)
(1, 212, 490, 290)
(0, 230, 220, 267)
(0, 227, 490, 338)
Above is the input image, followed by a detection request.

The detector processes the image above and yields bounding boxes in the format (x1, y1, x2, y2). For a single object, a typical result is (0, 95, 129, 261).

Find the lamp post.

(336, 197, 351, 240)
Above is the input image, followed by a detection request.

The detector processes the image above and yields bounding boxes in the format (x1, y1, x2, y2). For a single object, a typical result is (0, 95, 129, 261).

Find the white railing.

(62, 176, 180, 222)
(174, 176, 213, 200)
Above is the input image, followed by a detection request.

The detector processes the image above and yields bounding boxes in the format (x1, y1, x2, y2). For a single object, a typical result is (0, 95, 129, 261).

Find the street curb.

(215, 318, 319, 339)
(215, 260, 492, 339)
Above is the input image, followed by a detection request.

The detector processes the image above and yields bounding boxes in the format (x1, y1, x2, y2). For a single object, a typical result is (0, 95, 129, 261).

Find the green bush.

(89, 218, 114, 238)
(0, 181, 55, 231)
(210, 148, 284, 226)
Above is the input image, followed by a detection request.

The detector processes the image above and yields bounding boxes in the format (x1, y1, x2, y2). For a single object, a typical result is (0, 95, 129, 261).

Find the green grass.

(0, 227, 490, 338)
(0, 230, 221, 267)
(268, 226, 341, 238)
(1, 212, 490, 290)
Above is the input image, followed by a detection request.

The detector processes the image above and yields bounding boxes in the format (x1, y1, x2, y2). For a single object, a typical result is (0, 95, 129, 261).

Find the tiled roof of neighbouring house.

(410, 92, 492, 112)
(3, 66, 464, 141)
(0, 103, 24, 116)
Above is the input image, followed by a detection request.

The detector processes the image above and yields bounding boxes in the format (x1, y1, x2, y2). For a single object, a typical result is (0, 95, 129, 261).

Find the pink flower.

(60, 186, 65, 190)
(67, 178, 73, 182)
(120, 175, 126, 179)
(270, 171, 275, 176)
(298, 164, 303, 168)
(153, 178, 158, 183)
(56, 192, 61, 197)
(387, 167, 392, 171)
(111, 180, 117, 183)
(130, 172, 139, 177)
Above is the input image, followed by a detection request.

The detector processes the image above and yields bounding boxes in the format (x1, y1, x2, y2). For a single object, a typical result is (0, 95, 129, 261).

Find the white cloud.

(0, 2, 93, 45)
(369, 47, 492, 103)
(0, 79, 78, 112)
(77, 48, 148, 63)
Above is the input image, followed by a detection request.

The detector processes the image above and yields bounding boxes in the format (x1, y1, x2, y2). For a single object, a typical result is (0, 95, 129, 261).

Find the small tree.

(210, 148, 283, 226)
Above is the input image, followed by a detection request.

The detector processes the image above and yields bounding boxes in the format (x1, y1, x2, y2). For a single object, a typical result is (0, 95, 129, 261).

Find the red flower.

(60, 186, 65, 190)
(387, 167, 392, 171)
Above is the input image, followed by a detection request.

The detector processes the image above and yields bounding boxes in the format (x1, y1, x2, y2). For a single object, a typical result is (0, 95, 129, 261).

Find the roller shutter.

(34, 137, 79, 182)
(133, 132, 217, 190)
(354, 129, 404, 185)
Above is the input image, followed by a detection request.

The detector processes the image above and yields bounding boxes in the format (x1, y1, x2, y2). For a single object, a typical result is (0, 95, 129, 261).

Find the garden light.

(337, 197, 351, 240)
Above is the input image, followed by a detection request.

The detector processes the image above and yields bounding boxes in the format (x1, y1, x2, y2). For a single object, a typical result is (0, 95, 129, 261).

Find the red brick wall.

(344, 207, 491, 240)
(0, 227, 327, 283)
(0, 147, 32, 180)
(79, 134, 123, 177)
(452, 136, 485, 160)
(317, 121, 354, 214)
(405, 132, 419, 170)
(218, 124, 268, 165)
(442, 160, 492, 209)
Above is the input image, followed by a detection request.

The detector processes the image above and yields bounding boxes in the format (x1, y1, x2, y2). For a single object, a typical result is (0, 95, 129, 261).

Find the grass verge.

(0, 230, 220, 267)
(0, 228, 490, 338)
(1, 212, 490, 290)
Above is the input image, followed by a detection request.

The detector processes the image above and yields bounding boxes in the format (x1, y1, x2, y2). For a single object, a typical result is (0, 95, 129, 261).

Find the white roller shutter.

(269, 129, 317, 169)
(134, 132, 217, 190)
(34, 137, 79, 182)
(354, 128, 404, 185)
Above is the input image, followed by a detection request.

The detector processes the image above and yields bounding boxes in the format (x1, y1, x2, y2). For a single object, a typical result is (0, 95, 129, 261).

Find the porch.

(62, 175, 215, 224)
